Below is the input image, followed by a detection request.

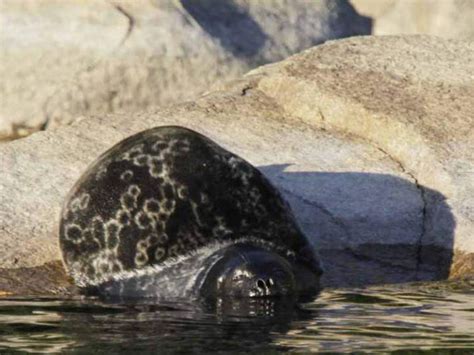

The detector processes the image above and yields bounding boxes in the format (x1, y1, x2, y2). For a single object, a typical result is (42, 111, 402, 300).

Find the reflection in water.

(0, 281, 473, 353)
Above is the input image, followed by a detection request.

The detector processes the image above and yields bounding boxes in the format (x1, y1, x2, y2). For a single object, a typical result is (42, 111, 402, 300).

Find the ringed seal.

(59, 126, 322, 299)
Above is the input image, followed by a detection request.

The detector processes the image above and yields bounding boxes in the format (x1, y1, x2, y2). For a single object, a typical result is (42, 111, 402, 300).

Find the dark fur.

(59, 126, 321, 288)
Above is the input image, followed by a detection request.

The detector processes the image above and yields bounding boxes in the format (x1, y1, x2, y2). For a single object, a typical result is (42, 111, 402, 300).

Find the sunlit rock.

(0, 0, 370, 141)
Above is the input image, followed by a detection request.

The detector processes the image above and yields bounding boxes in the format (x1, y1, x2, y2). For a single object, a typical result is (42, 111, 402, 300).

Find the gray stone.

(0, 0, 370, 140)
(251, 35, 474, 280)
(0, 35, 472, 294)
(351, 0, 474, 40)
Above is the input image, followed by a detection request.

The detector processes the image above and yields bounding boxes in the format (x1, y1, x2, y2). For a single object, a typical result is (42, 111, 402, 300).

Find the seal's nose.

(256, 277, 275, 296)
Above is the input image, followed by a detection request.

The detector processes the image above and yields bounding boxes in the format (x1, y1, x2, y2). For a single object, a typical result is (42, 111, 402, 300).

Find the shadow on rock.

(259, 164, 455, 288)
(180, 0, 372, 63)
(181, 0, 268, 59)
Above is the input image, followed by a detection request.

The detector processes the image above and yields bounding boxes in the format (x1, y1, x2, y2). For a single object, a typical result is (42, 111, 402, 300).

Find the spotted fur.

(59, 126, 320, 290)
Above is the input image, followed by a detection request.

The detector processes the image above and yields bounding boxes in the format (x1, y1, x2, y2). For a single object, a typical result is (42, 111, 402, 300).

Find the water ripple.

(0, 281, 473, 353)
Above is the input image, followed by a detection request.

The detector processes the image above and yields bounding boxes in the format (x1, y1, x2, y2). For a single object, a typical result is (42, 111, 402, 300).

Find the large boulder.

(0, 0, 370, 141)
(0, 35, 472, 294)
(351, 0, 474, 40)
(249, 35, 474, 281)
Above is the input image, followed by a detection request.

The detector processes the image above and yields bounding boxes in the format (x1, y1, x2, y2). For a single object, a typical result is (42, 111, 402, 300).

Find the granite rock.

(0, 0, 370, 140)
(351, 0, 474, 40)
(250, 35, 474, 280)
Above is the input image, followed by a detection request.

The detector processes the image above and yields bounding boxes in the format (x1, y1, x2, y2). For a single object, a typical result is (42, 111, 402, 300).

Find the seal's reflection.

(56, 294, 318, 352)
(100, 292, 318, 320)
(202, 295, 299, 319)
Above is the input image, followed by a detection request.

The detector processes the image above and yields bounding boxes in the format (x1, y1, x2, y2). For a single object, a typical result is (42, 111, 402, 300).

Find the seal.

(59, 126, 322, 299)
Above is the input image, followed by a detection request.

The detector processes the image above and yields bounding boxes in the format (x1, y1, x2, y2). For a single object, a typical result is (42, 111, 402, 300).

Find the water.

(0, 281, 473, 353)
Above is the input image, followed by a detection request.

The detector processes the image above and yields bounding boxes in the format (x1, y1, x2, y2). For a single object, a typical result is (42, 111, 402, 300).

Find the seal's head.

(196, 243, 320, 299)
(199, 244, 295, 298)
(92, 239, 320, 300)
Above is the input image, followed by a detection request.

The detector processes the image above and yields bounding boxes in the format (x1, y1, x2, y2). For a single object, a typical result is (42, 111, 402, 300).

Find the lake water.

(0, 280, 473, 353)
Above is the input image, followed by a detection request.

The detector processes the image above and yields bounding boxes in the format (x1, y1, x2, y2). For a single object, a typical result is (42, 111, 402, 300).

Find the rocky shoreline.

(1, 34, 473, 295)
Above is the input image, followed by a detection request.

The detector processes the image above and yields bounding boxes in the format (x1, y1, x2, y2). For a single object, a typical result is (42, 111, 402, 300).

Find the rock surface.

(0, 0, 370, 141)
(0, 35, 473, 294)
(249, 35, 474, 280)
(351, 0, 474, 40)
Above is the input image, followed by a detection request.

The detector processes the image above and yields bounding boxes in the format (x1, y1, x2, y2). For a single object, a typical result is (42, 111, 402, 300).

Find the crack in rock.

(371, 146, 427, 279)
(345, 247, 420, 273)
(279, 183, 419, 273)
(38, 3, 136, 132)
(110, 3, 135, 46)
(271, 103, 429, 277)
(312, 108, 428, 277)
(277, 185, 351, 238)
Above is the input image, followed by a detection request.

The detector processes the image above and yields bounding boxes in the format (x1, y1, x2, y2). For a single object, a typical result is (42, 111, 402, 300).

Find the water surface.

(0, 280, 473, 353)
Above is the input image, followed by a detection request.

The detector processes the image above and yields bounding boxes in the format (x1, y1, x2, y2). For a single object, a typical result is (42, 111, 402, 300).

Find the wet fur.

(59, 126, 321, 297)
